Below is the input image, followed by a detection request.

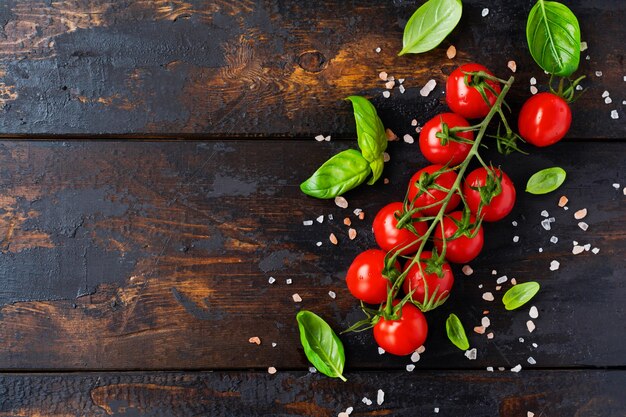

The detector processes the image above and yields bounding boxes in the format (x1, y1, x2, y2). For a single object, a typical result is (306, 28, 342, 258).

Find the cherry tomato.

(446, 63, 501, 119)
(433, 211, 484, 264)
(407, 165, 461, 217)
(402, 251, 454, 306)
(463, 167, 516, 222)
(419, 113, 474, 165)
(518, 92, 572, 147)
(346, 249, 400, 304)
(372, 202, 428, 255)
(373, 301, 428, 356)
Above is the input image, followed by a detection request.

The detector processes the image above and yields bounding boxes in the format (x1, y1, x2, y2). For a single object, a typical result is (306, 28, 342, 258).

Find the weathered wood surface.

(0, 1, 623, 138)
(0, 140, 623, 370)
(0, 370, 625, 416)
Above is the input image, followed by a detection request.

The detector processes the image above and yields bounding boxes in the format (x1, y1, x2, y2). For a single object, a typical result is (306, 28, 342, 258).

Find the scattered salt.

(487, 332, 494, 339)
(420, 79, 437, 97)
(496, 276, 508, 284)
(403, 134, 414, 144)
(315, 135, 325, 142)
(550, 236, 558, 244)
(272, 342, 277, 347)
(541, 210, 549, 217)
(483, 292, 494, 301)
(348, 228, 357, 240)
(329, 233, 338, 245)
(495, 285, 502, 291)
(529, 306, 539, 319)
(385, 80, 395, 89)
(316, 241, 322, 247)
(362, 397, 373, 406)
(249, 336, 261, 345)
(611, 110, 619, 119)
(491, 270, 497, 275)
(378, 347, 385, 355)
(530, 77, 537, 85)
(335, 196, 348, 208)
(486, 366, 494, 372)
(383, 152, 390, 162)
(462, 265, 474, 276)
(406, 364, 415, 372)
(530, 85, 538, 95)
(377, 389, 385, 405)
(316, 215, 324, 223)
(465, 348, 477, 360)
(519, 337, 525, 343)
(379, 71, 388, 81)
(482, 317, 491, 328)
(375, 47, 381, 53)
(338, 412, 349, 417)
(286, 278, 292, 285)
(527, 356, 537, 365)
(328, 291, 336, 299)
(353, 208, 363, 216)
(513, 235, 519, 243)
(528, 412, 535, 417)
(580, 41, 588, 51)
(411, 119, 418, 126)
(268, 277, 276, 284)
(382, 91, 390, 98)
(328, 214, 334, 220)
(532, 343, 538, 348)
(511, 278, 517, 285)
(399, 84, 406, 94)
(411, 351, 421, 362)
(417, 345, 426, 354)
(309, 366, 317, 373)
(602, 90, 610, 98)
(572, 245, 585, 255)
(507, 60, 517, 72)
(578, 222, 589, 231)
(584, 243, 591, 251)
(292, 293, 302, 302)
(558, 196, 568, 207)
(446, 45, 457, 59)
(474, 326, 485, 334)
(538, 248, 543, 253)
(303, 220, 313, 226)
(605, 97, 613, 104)
(612, 183, 621, 189)
(549, 260, 560, 271)
(527, 320, 536, 333)
(481, 8, 489, 17)
(595, 71, 603, 77)
(512, 220, 518, 226)
(592, 247, 600, 254)
(511, 364, 522, 373)
(268, 367, 277, 374)
(434, 408, 440, 413)
(541, 219, 552, 230)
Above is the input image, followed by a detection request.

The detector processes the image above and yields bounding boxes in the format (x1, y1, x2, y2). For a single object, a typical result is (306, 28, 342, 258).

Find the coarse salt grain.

(558, 196, 568, 207)
(286, 278, 292, 285)
(580, 41, 588, 51)
(268, 367, 277, 374)
(532, 343, 538, 348)
(406, 364, 415, 372)
(592, 247, 600, 254)
(435, 408, 440, 413)
(379, 71, 388, 81)
(519, 337, 525, 343)
(492, 270, 497, 275)
(605, 97, 613, 104)
(382, 91, 390, 98)
(527, 320, 536, 333)
(329, 233, 338, 245)
(496, 276, 508, 284)
(602, 90, 610, 98)
(399, 78, 405, 84)
(549, 260, 560, 271)
(529, 306, 539, 319)
(316, 241, 322, 247)
(446, 45, 457, 59)
(348, 228, 357, 240)
(482, 317, 491, 328)
(377, 389, 385, 405)
(411, 119, 418, 126)
(358, 212, 365, 220)
(268, 277, 275, 284)
(541, 210, 549, 217)
(383, 152, 390, 162)
(613, 183, 621, 189)
(572, 245, 585, 255)
(530, 85, 538, 95)
(292, 293, 302, 302)
(375, 47, 381, 53)
(624, 187, 626, 195)
(611, 110, 619, 119)
(578, 222, 589, 231)
(417, 345, 426, 354)
(541, 219, 552, 230)
(595, 71, 602, 77)
(385, 80, 395, 89)
(465, 348, 477, 360)
(512, 220, 518, 226)
(346, 407, 353, 415)
(316, 215, 324, 223)
(399, 84, 406, 94)
(338, 412, 348, 417)
(495, 285, 502, 291)
(344, 217, 351, 226)
(511, 364, 522, 373)
(474, 326, 485, 334)
(462, 265, 474, 276)
(530, 77, 537, 85)
(481, 7, 489, 17)
(420, 79, 437, 97)
(528, 412, 535, 417)
(378, 347, 385, 355)
(386, 128, 398, 141)
(362, 397, 372, 406)
(272, 342, 277, 347)
(511, 278, 517, 285)
(483, 292, 494, 301)
(507, 60, 517, 72)
(487, 366, 494, 372)
(527, 356, 537, 365)
(315, 135, 325, 142)
(303, 220, 313, 226)
(403, 134, 414, 144)
(328, 214, 334, 220)
(478, 284, 483, 289)
(487, 332, 494, 339)
(411, 351, 421, 362)
(538, 248, 543, 253)
(328, 290, 336, 299)
(513, 235, 519, 243)
(335, 196, 348, 208)
(583, 243, 591, 251)
(550, 236, 558, 244)
(353, 208, 362, 216)
(309, 367, 317, 373)
(249, 336, 261, 345)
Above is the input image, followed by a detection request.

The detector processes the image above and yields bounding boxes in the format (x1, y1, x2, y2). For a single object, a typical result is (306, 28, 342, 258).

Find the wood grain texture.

(0, 1, 623, 138)
(0, 370, 624, 416)
(0, 140, 623, 370)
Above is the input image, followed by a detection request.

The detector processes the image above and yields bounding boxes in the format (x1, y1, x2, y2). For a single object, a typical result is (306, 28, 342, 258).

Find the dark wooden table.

(0, 1, 624, 416)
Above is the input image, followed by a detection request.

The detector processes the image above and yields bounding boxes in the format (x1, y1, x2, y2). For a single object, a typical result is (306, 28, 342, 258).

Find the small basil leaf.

(345, 96, 387, 163)
(300, 149, 371, 199)
(526, 167, 566, 194)
(526, 0, 581, 77)
(367, 154, 384, 185)
(296, 310, 347, 381)
(399, 0, 463, 55)
(446, 313, 470, 351)
(503, 282, 540, 310)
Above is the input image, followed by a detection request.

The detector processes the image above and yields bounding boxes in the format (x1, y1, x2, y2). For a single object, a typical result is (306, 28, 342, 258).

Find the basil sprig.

(526, 0, 581, 77)
(399, 0, 463, 56)
(446, 313, 470, 350)
(296, 310, 347, 381)
(526, 167, 566, 194)
(502, 282, 541, 310)
(301, 96, 387, 199)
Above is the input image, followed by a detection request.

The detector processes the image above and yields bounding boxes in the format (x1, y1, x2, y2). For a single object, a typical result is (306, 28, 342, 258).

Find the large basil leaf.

(296, 310, 347, 381)
(526, 0, 580, 77)
(345, 96, 387, 164)
(399, 0, 463, 56)
(300, 149, 371, 199)
(367, 154, 384, 185)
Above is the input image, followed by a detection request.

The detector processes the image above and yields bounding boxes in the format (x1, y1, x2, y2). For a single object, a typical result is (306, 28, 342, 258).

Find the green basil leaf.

(526, 167, 567, 194)
(526, 0, 581, 77)
(399, 0, 463, 56)
(345, 96, 387, 163)
(446, 313, 469, 351)
(296, 310, 347, 381)
(367, 154, 384, 185)
(502, 282, 541, 310)
(300, 149, 371, 199)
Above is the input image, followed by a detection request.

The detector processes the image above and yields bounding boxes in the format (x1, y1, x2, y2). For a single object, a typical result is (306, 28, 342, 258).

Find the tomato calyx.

(463, 70, 508, 110)
(434, 121, 475, 147)
(550, 74, 586, 103)
(447, 208, 484, 240)
(469, 166, 503, 208)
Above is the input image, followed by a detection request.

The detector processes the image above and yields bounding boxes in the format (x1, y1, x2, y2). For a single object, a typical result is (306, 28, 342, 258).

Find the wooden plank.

(0, 370, 624, 416)
(0, 140, 623, 370)
(0, 1, 623, 138)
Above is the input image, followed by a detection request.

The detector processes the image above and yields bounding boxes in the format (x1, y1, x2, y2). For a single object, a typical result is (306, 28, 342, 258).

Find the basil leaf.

(526, 0, 581, 77)
(345, 96, 387, 163)
(296, 310, 347, 381)
(446, 313, 470, 351)
(300, 149, 371, 199)
(502, 282, 541, 310)
(526, 167, 566, 194)
(367, 154, 384, 185)
(399, 0, 463, 56)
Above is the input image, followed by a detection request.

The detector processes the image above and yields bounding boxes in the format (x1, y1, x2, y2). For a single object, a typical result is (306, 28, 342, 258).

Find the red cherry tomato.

(407, 165, 461, 216)
(518, 92, 572, 147)
(446, 63, 501, 119)
(373, 301, 428, 356)
(402, 251, 454, 306)
(346, 249, 400, 304)
(419, 113, 474, 165)
(433, 211, 484, 264)
(372, 202, 428, 255)
(463, 167, 516, 222)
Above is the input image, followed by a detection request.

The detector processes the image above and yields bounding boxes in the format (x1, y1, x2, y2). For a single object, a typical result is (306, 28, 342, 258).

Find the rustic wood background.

(0, 1, 624, 416)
